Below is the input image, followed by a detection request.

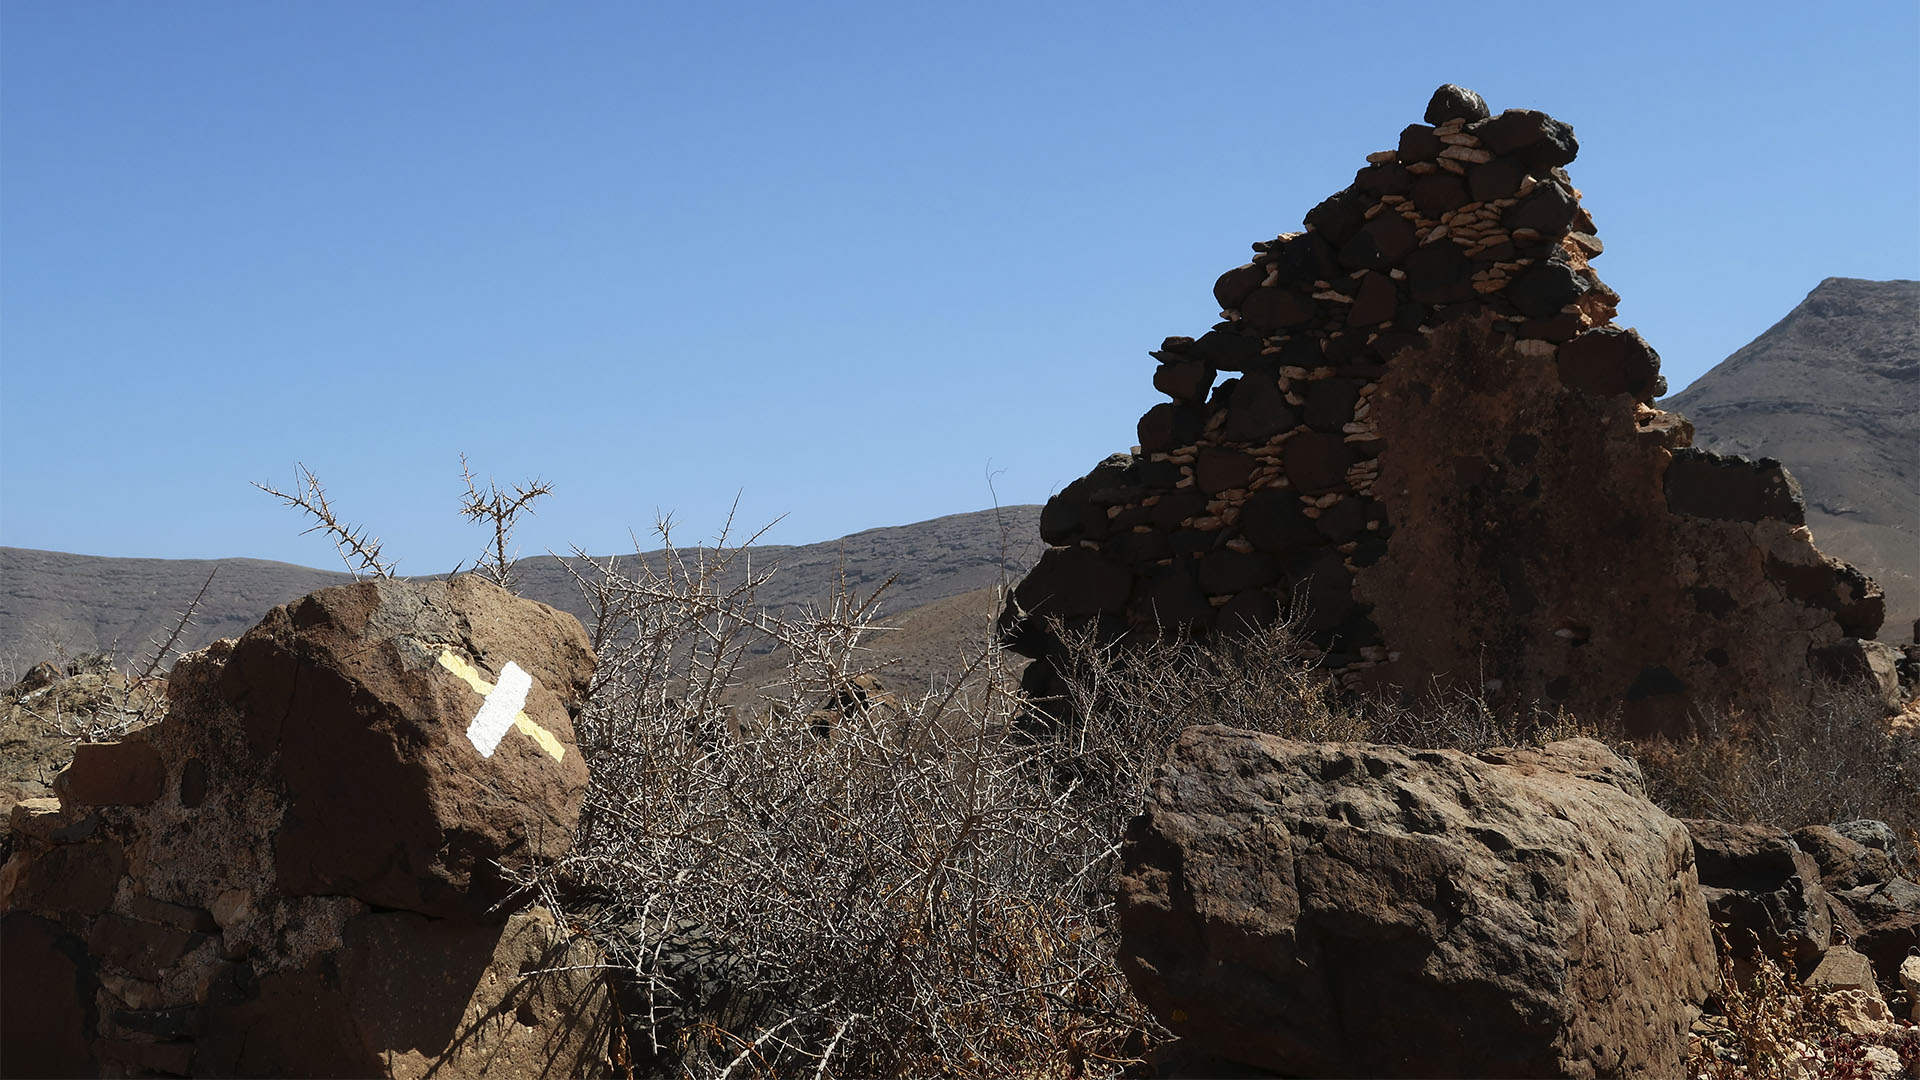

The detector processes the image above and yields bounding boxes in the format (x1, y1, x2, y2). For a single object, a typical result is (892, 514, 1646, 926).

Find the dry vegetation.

(16, 466, 1879, 1077)
(498, 509, 1913, 1077)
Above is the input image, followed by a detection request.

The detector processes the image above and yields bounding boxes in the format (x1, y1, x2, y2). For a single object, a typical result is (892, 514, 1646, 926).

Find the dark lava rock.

(1556, 326, 1664, 401)
(1507, 258, 1591, 318)
(1478, 109, 1580, 169)
(1665, 450, 1806, 525)
(1425, 84, 1491, 125)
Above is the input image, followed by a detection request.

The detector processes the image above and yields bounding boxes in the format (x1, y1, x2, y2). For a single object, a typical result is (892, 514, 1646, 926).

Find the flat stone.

(58, 740, 166, 806)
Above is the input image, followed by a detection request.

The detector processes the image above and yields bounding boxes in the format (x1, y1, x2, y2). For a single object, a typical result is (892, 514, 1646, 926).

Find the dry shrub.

(532, 521, 1161, 1079)
(1691, 932, 1920, 1079)
(1627, 681, 1920, 871)
(532, 536, 1619, 1078)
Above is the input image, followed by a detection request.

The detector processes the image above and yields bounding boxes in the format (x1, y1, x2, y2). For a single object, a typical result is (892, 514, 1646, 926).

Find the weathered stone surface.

(1116, 729, 1713, 1078)
(1477, 109, 1580, 168)
(1556, 325, 1664, 402)
(56, 739, 166, 806)
(216, 577, 593, 919)
(1664, 448, 1807, 525)
(0, 577, 612, 1077)
(1507, 257, 1591, 317)
(0, 913, 97, 1078)
(1404, 241, 1475, 304)
(1833, 876, 1920, 990)
(1683, 819, 1832, 975)
(1013, 545, 1133, 620)
(1239, 286, 1316, 332)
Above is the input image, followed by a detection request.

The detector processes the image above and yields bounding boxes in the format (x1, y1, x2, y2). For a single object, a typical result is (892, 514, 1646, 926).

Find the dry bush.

(1627, 682, 1920, 871)
(532, 520, 1160, 1079)
(534, 549, 1614, 1078)
(1690, 932, 1920, 1079)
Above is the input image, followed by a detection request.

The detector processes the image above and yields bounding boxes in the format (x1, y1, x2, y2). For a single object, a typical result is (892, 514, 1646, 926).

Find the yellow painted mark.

(437, 651, 567, 763)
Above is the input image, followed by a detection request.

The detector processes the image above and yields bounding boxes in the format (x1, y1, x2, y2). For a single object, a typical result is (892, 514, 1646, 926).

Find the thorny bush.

(520, 528, 1615, 1078)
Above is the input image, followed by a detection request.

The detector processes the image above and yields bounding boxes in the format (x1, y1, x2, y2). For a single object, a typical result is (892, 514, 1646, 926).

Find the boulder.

(1115, 728, 1714, 1078)
(0, 576, 610, 1078)
(1683, 820, 1834, 977)
(216, 576, 595, 918)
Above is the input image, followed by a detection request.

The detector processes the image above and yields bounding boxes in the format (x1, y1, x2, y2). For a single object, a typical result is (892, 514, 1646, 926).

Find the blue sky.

(3, 2, 1916, 573)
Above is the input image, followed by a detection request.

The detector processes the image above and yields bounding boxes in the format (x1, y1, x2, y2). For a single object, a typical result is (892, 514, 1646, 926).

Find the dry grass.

(1627, 682, 1920, 872)
(1690, 936, 1919, 1080)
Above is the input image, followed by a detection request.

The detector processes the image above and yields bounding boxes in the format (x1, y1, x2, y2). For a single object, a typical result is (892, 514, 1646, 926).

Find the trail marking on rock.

(437, 651, 566, 763)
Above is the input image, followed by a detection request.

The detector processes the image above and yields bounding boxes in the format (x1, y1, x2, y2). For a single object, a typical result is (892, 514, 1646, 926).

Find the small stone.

(1365, 150, 1396, 164)
(1439, 145, 1494, 164)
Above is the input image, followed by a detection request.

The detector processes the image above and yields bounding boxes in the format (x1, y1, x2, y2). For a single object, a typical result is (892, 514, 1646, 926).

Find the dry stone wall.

(1002, 85, 1890, 733)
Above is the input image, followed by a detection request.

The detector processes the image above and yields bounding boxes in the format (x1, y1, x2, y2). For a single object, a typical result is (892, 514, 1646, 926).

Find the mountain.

(1662, 277, 1918, 639)
(0, 506, 1044, 692)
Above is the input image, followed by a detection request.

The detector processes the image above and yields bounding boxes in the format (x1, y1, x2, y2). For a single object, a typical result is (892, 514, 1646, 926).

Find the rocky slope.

(1664, 277, 1919, 639)
(0, 506, 1043, 683)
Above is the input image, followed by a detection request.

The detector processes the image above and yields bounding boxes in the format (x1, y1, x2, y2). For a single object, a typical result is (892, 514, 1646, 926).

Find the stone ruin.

(0, 577, 611, 1078)
(1001, 84, 1895, 734)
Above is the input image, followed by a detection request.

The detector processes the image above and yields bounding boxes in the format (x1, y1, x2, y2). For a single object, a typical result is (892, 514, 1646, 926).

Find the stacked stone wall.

(1001, 86, 1890, 733)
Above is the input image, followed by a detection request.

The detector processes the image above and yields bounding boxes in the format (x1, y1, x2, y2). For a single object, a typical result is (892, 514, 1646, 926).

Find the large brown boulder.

(0, 576, 609, 1078)
(1115, 726, 1715, 1078)
(216, 575, 595, 917)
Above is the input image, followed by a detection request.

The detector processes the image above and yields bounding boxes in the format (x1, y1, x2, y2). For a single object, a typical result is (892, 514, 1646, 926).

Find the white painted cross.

(436, 650, 567, 762)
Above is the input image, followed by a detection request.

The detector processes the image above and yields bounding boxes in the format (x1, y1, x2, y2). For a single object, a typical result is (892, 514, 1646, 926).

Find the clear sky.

(3, 2, 1916, 573)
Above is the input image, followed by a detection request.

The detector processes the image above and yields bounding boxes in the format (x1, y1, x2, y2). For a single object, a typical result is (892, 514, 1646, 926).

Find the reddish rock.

(213, 577, 594, 918)
(56, 740, 166, 806)
(1116, 729, 1713, 1078)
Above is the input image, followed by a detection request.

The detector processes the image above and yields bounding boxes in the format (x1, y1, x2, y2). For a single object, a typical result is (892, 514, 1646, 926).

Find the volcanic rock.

(1115, 728, 1714, 1078)
(0, 576, 608, 1077)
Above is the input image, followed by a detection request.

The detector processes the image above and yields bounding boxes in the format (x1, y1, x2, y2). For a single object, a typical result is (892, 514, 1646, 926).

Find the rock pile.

(1115, 727, 1716, 1077)
(1687, 818, 1920, 1002)
(1001, 85, 1891, 733)
(0, 576, 610, 1078)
